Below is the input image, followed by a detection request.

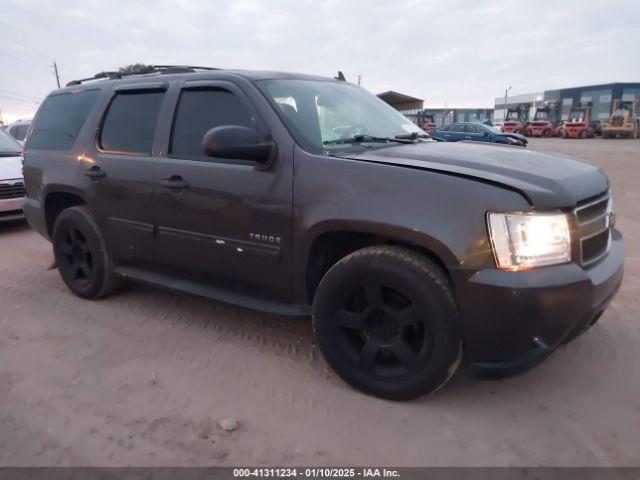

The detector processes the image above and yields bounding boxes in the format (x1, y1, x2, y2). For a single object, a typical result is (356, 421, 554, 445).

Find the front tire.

(312, 246, 462, 400)
(52, 206, 120, 299)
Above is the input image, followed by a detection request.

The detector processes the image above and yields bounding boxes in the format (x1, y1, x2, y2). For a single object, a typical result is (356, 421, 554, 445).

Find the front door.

(465, 123, 491, 142)
(152, 80, 293, 300)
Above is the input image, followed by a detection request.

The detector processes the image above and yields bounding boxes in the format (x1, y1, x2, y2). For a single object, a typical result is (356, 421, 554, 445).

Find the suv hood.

(338, 141, 607, 208)
(0, 155, 23, 181)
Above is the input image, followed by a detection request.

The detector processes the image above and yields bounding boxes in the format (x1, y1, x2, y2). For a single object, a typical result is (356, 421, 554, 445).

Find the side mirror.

(202, 125, 274, 163)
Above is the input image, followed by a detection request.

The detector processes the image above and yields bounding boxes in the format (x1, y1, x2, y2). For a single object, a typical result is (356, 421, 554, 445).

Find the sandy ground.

(0, 138, 639, 467)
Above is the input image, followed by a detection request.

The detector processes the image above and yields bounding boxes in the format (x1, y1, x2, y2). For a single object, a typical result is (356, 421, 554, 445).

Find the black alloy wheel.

(58, 226, 94, 288)
(52, 206, 120, 299)
(313, 246, 462, 400)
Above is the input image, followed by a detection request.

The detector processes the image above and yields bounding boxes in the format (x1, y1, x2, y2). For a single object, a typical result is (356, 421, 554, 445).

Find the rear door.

(83, 83, 167, 264)
(152, 80, 293, 299)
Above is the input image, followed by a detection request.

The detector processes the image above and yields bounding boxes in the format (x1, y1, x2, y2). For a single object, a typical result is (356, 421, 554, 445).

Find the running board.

(114, 266, 311, 317)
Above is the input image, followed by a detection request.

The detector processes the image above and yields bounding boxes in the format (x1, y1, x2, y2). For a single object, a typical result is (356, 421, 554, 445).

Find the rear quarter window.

(27, 90, 99, 150)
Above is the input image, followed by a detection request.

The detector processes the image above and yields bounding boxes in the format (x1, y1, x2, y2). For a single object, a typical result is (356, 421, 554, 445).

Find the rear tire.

(52, 206, 120, 299)
(312, 246, 462, 400)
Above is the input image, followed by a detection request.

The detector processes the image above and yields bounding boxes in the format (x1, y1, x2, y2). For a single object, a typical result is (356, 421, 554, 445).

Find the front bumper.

(451, 229, 624, 378)
(0, 196, 25, 221)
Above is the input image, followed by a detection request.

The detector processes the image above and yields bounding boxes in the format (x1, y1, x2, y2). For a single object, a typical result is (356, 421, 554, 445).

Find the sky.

(1, 0, 639, 124)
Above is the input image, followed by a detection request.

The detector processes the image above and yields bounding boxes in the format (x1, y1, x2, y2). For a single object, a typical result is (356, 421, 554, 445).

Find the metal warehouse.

(494, 82, 640, 122)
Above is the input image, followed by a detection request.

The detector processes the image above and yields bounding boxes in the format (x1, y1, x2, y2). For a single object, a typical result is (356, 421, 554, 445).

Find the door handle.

(161, 175, 190, 190)
(84, 166, 106, 180)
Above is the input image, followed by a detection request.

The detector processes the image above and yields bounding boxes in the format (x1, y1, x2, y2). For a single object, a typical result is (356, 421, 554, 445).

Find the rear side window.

(99, 91, 165, 155)
(10, 125, 29, 141)
(27, 90, 98, 150)
(170, 88, 254, 159)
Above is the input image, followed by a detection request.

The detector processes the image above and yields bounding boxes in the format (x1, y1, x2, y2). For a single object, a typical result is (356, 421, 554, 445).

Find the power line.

(0, 34, 53, 60)
(0, 35, 60, 87)
(0, 94, 40, 105)
(0, 89, 41, 102)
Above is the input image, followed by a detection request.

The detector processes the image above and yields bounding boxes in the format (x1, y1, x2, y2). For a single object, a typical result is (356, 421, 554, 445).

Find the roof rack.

(66, 65, 219, 87)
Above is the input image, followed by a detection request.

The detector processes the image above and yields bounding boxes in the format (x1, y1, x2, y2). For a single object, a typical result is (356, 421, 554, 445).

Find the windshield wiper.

(395, 132, 431, 140)
(324, 135, 414, 145)
(0, 152, 22, 157)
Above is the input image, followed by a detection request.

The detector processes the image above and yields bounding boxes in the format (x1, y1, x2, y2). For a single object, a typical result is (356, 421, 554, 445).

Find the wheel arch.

(298, 220, 458, 305)
(44, 187, 87, 237)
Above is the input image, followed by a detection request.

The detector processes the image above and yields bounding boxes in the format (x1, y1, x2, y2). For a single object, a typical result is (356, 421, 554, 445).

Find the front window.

(483, 124, 501, 135)
(257, 79, 424, 154)
(0, 128, 22, 155)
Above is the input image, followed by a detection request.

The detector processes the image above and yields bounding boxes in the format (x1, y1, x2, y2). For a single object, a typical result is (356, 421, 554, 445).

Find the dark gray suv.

(23, 66, 624, 400)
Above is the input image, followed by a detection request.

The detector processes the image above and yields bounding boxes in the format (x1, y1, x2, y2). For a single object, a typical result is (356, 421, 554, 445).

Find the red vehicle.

(502, 103, 530, 134)
(563, 104, 595, 139)
(421, 114, 437, 134)
(523, 102, 561, 137)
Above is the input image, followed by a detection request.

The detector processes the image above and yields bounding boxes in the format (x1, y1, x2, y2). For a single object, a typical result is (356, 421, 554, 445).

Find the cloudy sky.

(1, 0, 639, 123)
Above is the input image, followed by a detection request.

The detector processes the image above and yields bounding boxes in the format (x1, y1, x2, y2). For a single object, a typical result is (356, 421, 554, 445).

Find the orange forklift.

(502, 103, 530, 134)
(563, 103, 595, 139)
(523, 102, 561, 137)
(421, 114, 437, 134)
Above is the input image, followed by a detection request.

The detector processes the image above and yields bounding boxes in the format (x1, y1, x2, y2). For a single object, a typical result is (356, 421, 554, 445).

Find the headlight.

(487, 212, 571, 270)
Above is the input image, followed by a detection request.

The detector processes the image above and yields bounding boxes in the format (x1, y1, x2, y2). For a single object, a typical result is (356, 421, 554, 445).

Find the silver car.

(4, 118, 31, 146)
(0, 128, 25, 221)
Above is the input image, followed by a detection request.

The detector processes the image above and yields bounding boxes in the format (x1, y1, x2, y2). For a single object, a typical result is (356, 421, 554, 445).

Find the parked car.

(430, 122, 528, 147)
(4, 119, 31, 145)
(0, 128, 26, 221)
(23, 66, 623, 400)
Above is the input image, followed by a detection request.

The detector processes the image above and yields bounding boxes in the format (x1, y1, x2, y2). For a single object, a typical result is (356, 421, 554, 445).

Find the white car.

(4, 119, 31, 146)
(0, 128, 25, 221)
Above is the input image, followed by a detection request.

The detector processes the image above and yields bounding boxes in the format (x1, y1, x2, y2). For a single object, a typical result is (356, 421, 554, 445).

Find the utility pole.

(52, 60, 61, 88)
(504, 86, 511, 120)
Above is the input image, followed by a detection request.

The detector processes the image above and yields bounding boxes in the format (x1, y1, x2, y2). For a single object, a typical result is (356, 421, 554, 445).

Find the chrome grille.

(573, 192, 612, 267)
(0, 180, 25, 199)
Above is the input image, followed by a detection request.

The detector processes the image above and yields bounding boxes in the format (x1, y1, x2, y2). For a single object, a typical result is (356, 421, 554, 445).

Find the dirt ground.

(1, 138, 639, 467)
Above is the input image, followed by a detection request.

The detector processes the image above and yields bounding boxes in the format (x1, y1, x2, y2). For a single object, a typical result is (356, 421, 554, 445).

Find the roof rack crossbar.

(66, 65, 219, 87)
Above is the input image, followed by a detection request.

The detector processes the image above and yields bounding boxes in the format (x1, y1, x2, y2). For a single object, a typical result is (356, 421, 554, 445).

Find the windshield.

(534, 110, 549, 120)
(257, 79, 424, 153)
(0, 128, 22, 155)
(569, 110, 585, 122)
(614, 102, 632, 114)
(505, 111, 520, 121)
